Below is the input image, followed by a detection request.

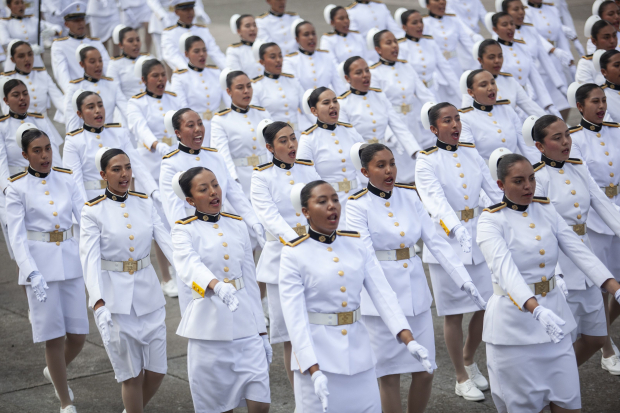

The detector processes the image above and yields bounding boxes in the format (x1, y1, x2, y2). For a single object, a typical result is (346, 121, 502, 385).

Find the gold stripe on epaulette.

(176, 216, 198, 224)
(221, 212, 243, 220)
(69, 78, 84, 84)
(132, 92, 146, 99)
(338, 90, 351, 99)
(369, 87, 382, 92)
(336, 230, 360, 237)
(254, 162, 274, 171)
(565, 158, 583, 164)
(302, 125, 318, 135)
(496, 99, 511, 105)
(532, 197, 550, 204)
(128, 191, 148, 198)
(8, 171, 27, 182)
(162, 149, 180, 159)
(164, 91, 177, 96)
(101, 76, 113, 81)
(105, 123, 122, 128)
(337, 122, 352, 128)
(173, 68, 188, 74)
(295, 160, 314, 166)
(533, 161, 545, 172)
(422, 34, 433, 39)
(603, 122, 620, 128)
(458, 142, 475, 148)
(250, 105, 266, 111)
(52, 167, 72, 174)
(53, 36, 69, 42)
(27, 112, 43, 118)
(483, 203, 507, 213)
(369, 61, 381, 69)
(281, 73, 294, 78)
(420, 147, 438, 155)
(569, 125, 583, 133)
(395, 183, 416, 190)
(85, 195, 106, 206)
(201, 147, 218, 152)
(280, 234, 310, 247)
(67, 128, 84, 136)
(397, 59, 408, 63)
(348, 188, 368, 200)
(498, 72, 513, 77)
(216, 108, 231, 116)
(459, 107, 474, 113)
(0, 114, 9, 122)
(286, 52, 299, 57)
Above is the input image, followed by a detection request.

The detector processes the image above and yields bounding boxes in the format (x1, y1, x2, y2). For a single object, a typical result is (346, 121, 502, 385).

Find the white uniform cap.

(585, 15, 601, 38)
(521, 115, 539, 147)
(252, 39, 265, 62)
(95, 146, 113, 173)
(60, 2, 86, 20)
(164, 110, 177, 137)
(324, 4, 337, 24)
(420, 101, 437, 130)
(302, 88, 314, 116)
(15, 123, 38, 151)
(0, 76, 11, 100)
(495, 0, 504, 12)
(230, 14, 241, 35)
(418, 0, 428, 9)
(178, 32, 196, 53)
(366, 28, 380, 51)
(256, 119, 273, 145)
(75, 43, 92, 63)
(172, 171, 187, 200)
(593, 48, 606, 74)
(171, 0, 195, 10)
(566, 81, 580, 108)
(593, 0, 606, 16)
(134, 55, 153, 79)
(6, 39, 23, 56)
(71, 88, 88, 113)
(472, 39, 484, 61)
(484, 12, 495, 33)
(219, 67, 232, 90)
(350, 142, 369, 171)
(394, 8, 407, 26)
(290, 183, 306, 215)
(112, 24, 127, 45)
(460, 69, 473, 96)
(488, 147, 513, 181)
(290, 18, 305, 39)
(337, 61, 346, 83)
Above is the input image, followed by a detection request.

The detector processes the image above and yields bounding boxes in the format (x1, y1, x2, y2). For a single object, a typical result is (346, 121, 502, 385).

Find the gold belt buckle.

(246, 155, 260, 167)
(123, 260, 138, 274)
(534, 276, 550, 297)
(338, 179, 351, 193)
(293, 226, 307, 237)
(168, 6, 175, 11)
(461, 207, 474, 223)
(605, 184, 618, 198)
(400, 103, 410, 115)
(337, 311, 354, 325)
(395, 247, 411, 261)
(48, 231, 63, 243)
(203, 110, 213, 121)
(161, 137, 173, 146)
(443, 50, 452, 60)
(367, 137, 379, 144)
(572, 224, 586, 236)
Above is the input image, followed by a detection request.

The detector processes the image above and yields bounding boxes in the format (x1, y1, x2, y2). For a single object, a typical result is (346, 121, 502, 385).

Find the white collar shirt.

(319, 30, 369, 65)
(50, 35, 111, 92)
(105, 54, 148, 99)
(250, 73, 306, 133)
(576, 56, 605, 85)
(225, 41, 263, 80)
(345, 1, 404, 38)
(161, 22, 226, 70)
(445, 0, 487, 33)
(283, 49, 347, 95)
(255, 11, 300, 55)
(397, 35, 460, 91)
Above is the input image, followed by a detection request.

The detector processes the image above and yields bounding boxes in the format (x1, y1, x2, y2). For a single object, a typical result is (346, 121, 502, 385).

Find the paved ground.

(1, 0, 619, 412)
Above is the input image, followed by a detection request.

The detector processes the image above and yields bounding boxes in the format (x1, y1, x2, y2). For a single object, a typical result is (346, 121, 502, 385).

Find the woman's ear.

(2, 96, 7, 105)
(534, 141, 544, 153)
(266, 143, 275, 154)
(497, 180, 505, 191)
(361, 167, 369, 178)
(226, 87, 232, 97)
(602, 68, 608, 78)
(344, 74, 350, 84)
(430, 125, 438, 135)
(576, 102, 583, 113)
(302, 206, 310, 220)
(76, 110, 83, 119)
(21, 150, 28, 160)
(310, 106, 318, 117)
(100, 170, 106, 180)
(467, 87, 475, 99)
(186, 196, 195, 206)
(79, 60, 85, 69)
(592, 37, 598, 47)
(477, 57, 483, 65)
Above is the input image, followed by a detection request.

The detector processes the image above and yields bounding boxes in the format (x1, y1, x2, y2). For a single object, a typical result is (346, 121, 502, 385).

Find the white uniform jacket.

(255, 10, 300, 56)
(251, 158, 321, 284)
(602, 81, 620, 122)
(161, 21, 226, 70)
(250, 73, 307, 133)
(338, 87, 421, 156)
(319, 30, 369, 65)
(446, 0, 487, 33)
(534, 155, 620, 290)
(346, 183, 471, 316)
(524, 2, 572, 56)
(146, 0, 210, 34)
(62, 124, 158, 202)
(279, 228, 410, 374)
(415, 140, 503, 265)
(576, 54, 605, 85)
(50, 34, 110, 92)
(63, 75, 128, 132)
(225, 40, 263, 80)
(283, 49, 347, 95)
(345, 0, 403, 38)
(0, 15, 60, 70)
(173, 211, 267, 341)
(422, 13, 478, 72)
(106, 53, 149, 99)
(210, 104, 271, 196)
(459, 100, 539, 162)
(570, 119, 620, 236)
(477, 197, 614, 345)
(6, 166, 83, 285)
(80, 189, 173, 315)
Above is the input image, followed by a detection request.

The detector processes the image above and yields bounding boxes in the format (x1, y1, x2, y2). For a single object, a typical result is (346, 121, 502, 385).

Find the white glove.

(407, 340, 433, 373)
(532, 305, 566, 343)
(213, 281, 239, 312)
(561, 25, 577, 40)
(28, 271, 48, 302)
(151, 190, 161, 204)
(252, 223, 266, 248)
(572, 38, 585, 56)
(462, 281, 487, 310)
(552, 48, 574, 67)
(94, 306, 114, 346)
(453, 225, 472, 254)
(261, 335, 273, 365)
(30, 44, 43, 55)
(555, 276, 569, 298)
(41, 27, 58, 38)
(311, 370, 329, 412)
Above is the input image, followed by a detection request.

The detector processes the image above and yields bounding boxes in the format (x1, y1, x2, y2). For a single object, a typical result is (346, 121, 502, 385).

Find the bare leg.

(378, 374, 402, 413)
(601, 292, 616, 358)
(408, 372, 433, 413)
(463, 311, 484, 366)
(64, 333, 86, 366)
(609, 296, 620, 324)
(560, 109, 571, 121)
(573, 334, 606, 366)
(283, 341, 294, 388)
(142, 370, 165, 407)
(122, 371, 145, 413)
(550, 402, 580, 413)
(154, 241, 172, 283)
(444, 314, 468, 383)
(45, 336, 71, 408)
(246, 399, 270, 413)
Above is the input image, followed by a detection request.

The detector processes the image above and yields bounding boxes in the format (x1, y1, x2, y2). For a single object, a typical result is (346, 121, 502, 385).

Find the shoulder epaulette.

(163, 25, 176, 31)
(397, 37, 406, 43)
(24, 15, 33, 18)
(216, 108, 231, 116)
(498, 72, 513, 77)
(338, 90, 351, 99)
(533, 161, 545, 172)
(286, 52, 299, 57)
(132, 91, 146, 99)
(1, 70, 15, 76)
(100, 76, 113, 81)
(0, 17, 10, 21)
(281, 73, 294, 78)
(459, 106, 474, 113)
(67, 128, 83, 136)
(458, 142, 475, 148)
(337, 121, 353, 128)
(53, 36, 69, 42)
(229, 42, 243, 48)
(128, 191, 148, 198)
(543, 2, 554, 5)
(369, 61, 381, 69)
(513, 39, 526, 44)
(602, 84, 608, 89)
(52, 166, 72, 174)
(250, 105, 266, 111)
(205, 65, 218, 70)
(395, 183, 416, 190)
(69, 78, 84, 84)
(162, 149, 180, 159)
(302, 124, 318, 135)
(397, 59, 408, 63)
(295, 159, 314, 166)
(8, 171, 27, 182)
(256, 12, 268, 19)
(337, 230, 360, 238)
(603, 122, 620, 128)
(565, 158, 583, 164)
(175, 216, 197, 225)
(0, 114, 9, 122)
(105, 123, 122, 128)
(345, 2, 358, 10)
(173, 68, 188, 74)
(569, 125, 583, 133)
(111, 55, 122, 60)
(316, 49, 329, 53)
(221, 212, 243, 221)
(85, 194, 106, 206)
(420, 146, 438, 155)
(422, 34, 433, 39)
(445, 13, 456, 16)
(483, 202, 506, 213)
(87, 36, 100, 41)
(532, 196, 550, 204)
(350, 30, 360, 33)
(522, 22, 534, 26)
(254, 162, 274, 171)
(285, 11, 298, 15)
(348, 188, 368, 200)
(164, 91, 177, 96)
(252, 75, 264, 82)
(27, 112, 43, 119)
(201, 147, 218, 152)
(582, 54, 593, 60)
(323, 32, 335, 36)
(496, 99, 511, 105)
(369, 87, 382, 92)
(281, 233, 310, 247)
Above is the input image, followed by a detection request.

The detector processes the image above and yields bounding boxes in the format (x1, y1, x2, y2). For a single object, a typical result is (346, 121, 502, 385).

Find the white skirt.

(26, 277, 89, 343)
(587, 230, 620, 281)
(486, 335, 581, 413)
(567, 283, 607, 342)
(187, 334, 270, 413)
(266, 283, 289, 344)
(294, 367, 381, 413)
(102, 306, 167, 383)
(121, 3, 152, 28)
(89, 12, 121, 42)
(429, 261, 492, 316)
(363, 309, 436, 377)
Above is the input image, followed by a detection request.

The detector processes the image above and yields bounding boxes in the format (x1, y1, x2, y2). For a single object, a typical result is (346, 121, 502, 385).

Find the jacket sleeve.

(202, 28, 227, 69)
(79, 207, 104, 308)
(477, 152, 504, 203)
(383, 92, 421, 156)
(209, 117, 238, 180)
(459, 115, 475, 145)
(44, 70, 66, 119)
(223, 169, 261, 229)
(127, 98, 159, 150)
(225, 46, 241, 71)
(587, 168, 620, 237)
(161, 31, 187, 71)
(240, 222, 267, 334)
(114, 84, 129, 126)
(512, 77, 547, 117)
(171, 225, 216, 294)
(6, 185, 39, 279)
(345, 199, 375, 253)
(151, 200, 174, 264)
(121, 133, 158, 195)
(51, 42, 71, 92)
(0, 127, 10, 193)
(61, 137, 87, 202)
(70, 174, 85, 223)
(159, 160, 187, 227)
(575, 59, 593, 85)
(250, 171, 299, 242)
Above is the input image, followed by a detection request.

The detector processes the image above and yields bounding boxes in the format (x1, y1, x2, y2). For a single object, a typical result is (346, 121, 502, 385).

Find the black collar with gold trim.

(28, 166, 48, 178)
(15, 67, 30, 76)
(527, 2, 542, 9)
(350, 87, 367, 96)
(503, 195, 528, 212)
(358, 0, 370, 3)
(9, 111, 27, 120)
(69, 33, 86, 40)
(273, 157, 294, 170)
(122, 52, 137, 61)
(146, 89, 163, 99)
(84, 74, 100, 83)
(308, 227, 337, 244)
(269, 10, 284, 17)
(317, 119, 336, 131)
(367, 183, 392, 199)
(497, 38, 514, 47)
(264, 71, 280, 79)
(299, 48, 314, 56)
(541, 154, 564, 168)
(473, 100, 493, 112)
(436, 139, 458, 152)
(177, 21, 192, 29)
(606, 80, 620, 90)
(189, 63, 203, 72)
(178, 143, 201, 154)
(105, 188, 128, 202)
(335, 30, 348, 37)
(231, 103, 250, 114)
(10, 14, 25, 20)
(429, 11, 443, 19)
(195, 210, 220, 222)
(83, 124, 104, 134)
(406, 34, 420, 42)
(379, 58, 395, 66)
(241, 39, 253, 46)
(581, 118, 602, 132)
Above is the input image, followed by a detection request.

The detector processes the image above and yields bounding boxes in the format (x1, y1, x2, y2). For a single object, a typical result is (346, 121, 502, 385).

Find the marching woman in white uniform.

(415, 102, 503, 402)
(255, 1, 300, 56)
(576, 19, 616, 85)
(226, 14, 262, 80)
(251, 42, 306, 134)
(528, 114, 620, 373)
(345, 0, 403, 39)
(6, 128, 88, 413)
(598, 49, 620, 122)
(172, 167, 271, 413)
(394, 8, 461, 106)
(279, 180, 433, 412)
(107, 25, 149, 99)
(296, 87, 366, 227)
(86, 0, 121, 45)
(211, 70, 271, 197)
(319, 5, 369, 65)
(346, 143, 485, 412)
(586, 0, 620, 54)
(568, 83, 620, 373)
(251, 120, 321, 388)
(477, 152, 620, 413)
(80, 147, 172, 413)
(459, 69, 539, 163)
(64, 45, 128, 132)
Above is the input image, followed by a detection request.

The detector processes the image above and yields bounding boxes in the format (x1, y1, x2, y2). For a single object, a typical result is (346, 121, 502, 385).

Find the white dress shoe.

(455, 379, 485, 401)
(44, 367, 74, 402)
(464, 362, 489, 391)
(60, 405, 77, 413)
(601, 354, 620, 375)
(161, 279, 178, 297)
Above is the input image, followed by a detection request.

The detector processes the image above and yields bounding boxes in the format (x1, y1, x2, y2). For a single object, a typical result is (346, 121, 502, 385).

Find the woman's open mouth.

(288, 149, 296, 159)
(210, 198, 220, 207)
(40, 161, 50, 169)
(94, 115, 103, 122)
(118, 179, 129, 188)
(193, 135, 203, 144)
(597, 110, 605, 119)
(329, 109, 338, 119)
(561, 148, 570, 155)
(488, 92, 496, 100)
(384, 176, 394, 185)
(18, 102, 28, 110)
(327, 212, 338, 223)
(451, 130, 460, 140)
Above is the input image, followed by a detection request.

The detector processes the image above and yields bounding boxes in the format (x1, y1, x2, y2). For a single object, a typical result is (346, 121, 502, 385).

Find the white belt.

(329, 179, 358, 193)
(8, 166, 27, 174)
(454, 206, 481, 223)
(308, 307, 361, 326)
(493, 276, 556, 298)
(266, 225, 308, 241)
(375, 246, 415, 261)
(233, 154, 269, 167)
(84, 179, 107, 190)
(393, 103, 412, 115)
(101, 255, 151, 273)
(27, 228, 73, 243)
(442, 50, 457, 60)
